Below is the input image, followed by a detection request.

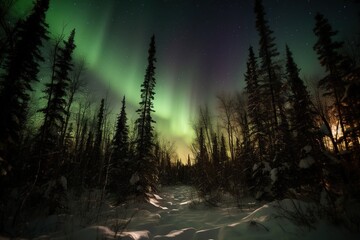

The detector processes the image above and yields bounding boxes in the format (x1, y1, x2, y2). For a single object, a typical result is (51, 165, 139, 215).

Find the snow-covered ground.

(8, 185, 360, 240)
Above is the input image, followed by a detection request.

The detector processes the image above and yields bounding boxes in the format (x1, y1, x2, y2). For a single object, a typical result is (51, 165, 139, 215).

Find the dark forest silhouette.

(0, 0, 359, 237)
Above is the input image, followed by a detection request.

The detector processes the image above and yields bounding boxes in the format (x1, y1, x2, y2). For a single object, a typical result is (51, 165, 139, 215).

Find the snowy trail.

(28, 185, 359, 240)
(125, 185, 252, 239)
(115, 185, 359, 240)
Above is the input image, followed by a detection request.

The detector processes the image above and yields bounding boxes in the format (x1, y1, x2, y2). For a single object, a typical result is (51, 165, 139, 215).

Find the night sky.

(11, 0, 360, 159)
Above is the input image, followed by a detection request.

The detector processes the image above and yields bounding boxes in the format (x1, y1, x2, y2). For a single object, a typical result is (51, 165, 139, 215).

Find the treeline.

(191, 0, 360, 215)
(0, 0, 175, 232)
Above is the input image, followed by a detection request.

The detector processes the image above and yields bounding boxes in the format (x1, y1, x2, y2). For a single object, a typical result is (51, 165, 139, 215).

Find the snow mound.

(270, 168, 278, 184)
(148, 195, 168, 210)
(217, 199, 359, 240)
(299, 156, 315, 168)
(130, 172, 140, 185)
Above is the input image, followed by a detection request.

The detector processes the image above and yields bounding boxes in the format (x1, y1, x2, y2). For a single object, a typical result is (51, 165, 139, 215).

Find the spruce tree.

(341, 69, 360, 152)
(313, 14, 355, 201)
(254, 0, 282, 132)
(239, 110, 252, 162)
(109, 96, 130, 201)
(60, 59, 86, 146)
(254, 0, 292, 199)
(244, 46, 270, 198)
(135, 35, 158, 196)
(238, 111, 254, 191)
(244, 46, 266, 159)
(285, 45, 321, 191)
(195, 127, 211, 196)
(313, 13, 349, 151)
(39, 29, 76, 150)
(113, 96, 129, 165)
(197, 127, 208, 167)
(0, 0, 49, 163)
(93, 98, 105, 185)
(81, 129, 93, 187)
(286, 45, 315, 151)
(0, 0, 16, 66)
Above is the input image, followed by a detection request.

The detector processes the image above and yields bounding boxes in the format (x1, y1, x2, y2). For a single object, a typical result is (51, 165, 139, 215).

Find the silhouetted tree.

(341, 68, 360, 152)
(286, 45, 317, 153)
(113, 96, 129, 167)
(135, 35, 158, 196)
(285, 45, 326, 195)
(313, 13, 350, 151)
(243, 46, 270, 198)
(84, 98, 105, 187)
(0, 0, 49, 165)
(314, 14, 360, 206)
(244, 46, 266, 160)
(39, 29, 76, 152)
(196, 128, 208, 167)
(109, 96, 131, 202)
(254, 0, 294, 199)
(254, 0, 282, 134)
(60, 58, 86, 146)
(194, 127, 215, 198)
(236, 109, 254, 192)
(81, 128, 93, 187)
(0, 0, 17, 66)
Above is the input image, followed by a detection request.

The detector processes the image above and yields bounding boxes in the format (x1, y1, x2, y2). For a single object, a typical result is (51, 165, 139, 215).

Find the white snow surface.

(9, 186, 359, 240)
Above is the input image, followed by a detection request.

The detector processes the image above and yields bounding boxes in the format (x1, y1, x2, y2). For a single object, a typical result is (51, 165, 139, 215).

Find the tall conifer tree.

(244, 45, 272, 198)
(313, 13, 349, 151)
(0, 0, 49, 162)
(286, 46, 315, 150)
(39, 29, 76, 149)
(285, 45, 322, 191)
(244, 46, 266, 159)
(254, 0, 282, 132)
(109, 96, 130, 201)
(135, 35, 158, 196)
(86, 98, 105, 186)
(113, 96, 129, 164)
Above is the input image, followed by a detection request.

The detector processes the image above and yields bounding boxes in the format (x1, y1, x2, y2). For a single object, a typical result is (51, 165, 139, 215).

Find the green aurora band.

(10, 0, 359, 160)
(12, 0, 198, 159)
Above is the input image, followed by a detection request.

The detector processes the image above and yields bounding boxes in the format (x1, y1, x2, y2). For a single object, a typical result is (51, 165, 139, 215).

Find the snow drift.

(4, 186, 359, 240)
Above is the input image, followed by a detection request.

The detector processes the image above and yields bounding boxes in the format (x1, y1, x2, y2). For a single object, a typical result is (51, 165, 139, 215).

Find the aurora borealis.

(11, 0, 359, 159)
